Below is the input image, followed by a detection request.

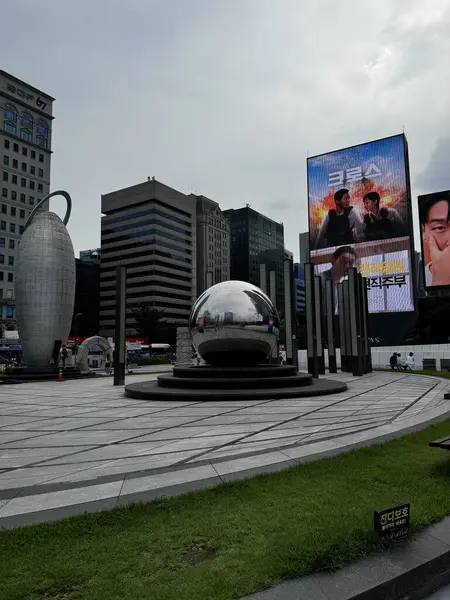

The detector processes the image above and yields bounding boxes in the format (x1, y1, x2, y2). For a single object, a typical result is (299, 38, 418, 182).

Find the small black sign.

(374, 502, 410, 538)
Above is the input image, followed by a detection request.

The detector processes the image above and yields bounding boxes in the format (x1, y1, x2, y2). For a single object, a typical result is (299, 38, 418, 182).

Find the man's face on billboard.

(424, 200, 450, 251)
(337, 193, 350, 209)
(332, 251, 355, 276)
(363, 197, 377, 213)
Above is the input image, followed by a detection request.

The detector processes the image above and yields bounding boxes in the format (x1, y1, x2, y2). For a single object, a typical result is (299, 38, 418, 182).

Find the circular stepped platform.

(0, 366, 86, 384)
(125, 364, 347, 401)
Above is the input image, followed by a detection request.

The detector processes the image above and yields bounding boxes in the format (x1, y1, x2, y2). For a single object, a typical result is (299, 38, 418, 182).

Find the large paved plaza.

(0, 370, 449, 529)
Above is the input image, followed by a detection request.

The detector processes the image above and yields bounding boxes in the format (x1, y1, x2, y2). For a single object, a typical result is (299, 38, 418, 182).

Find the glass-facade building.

(293, 263, 306, 312)
(223, 206, 285, 310)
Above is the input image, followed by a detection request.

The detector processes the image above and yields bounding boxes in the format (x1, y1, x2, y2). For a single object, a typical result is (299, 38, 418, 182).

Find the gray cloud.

(1, 0, 449, 259)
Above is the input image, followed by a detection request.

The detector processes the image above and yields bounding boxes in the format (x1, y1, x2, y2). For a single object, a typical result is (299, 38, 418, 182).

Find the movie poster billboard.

(418, 190, 450, 289)
(307, 134, 414, 314)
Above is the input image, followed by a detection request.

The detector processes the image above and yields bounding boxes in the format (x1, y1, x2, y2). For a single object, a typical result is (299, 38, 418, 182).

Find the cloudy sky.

(2, 0, 450, 259)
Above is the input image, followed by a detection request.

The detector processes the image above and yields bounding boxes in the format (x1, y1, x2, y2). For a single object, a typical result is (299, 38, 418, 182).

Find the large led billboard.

(418, 190, 450, 289)
(308, 134, 414, 314)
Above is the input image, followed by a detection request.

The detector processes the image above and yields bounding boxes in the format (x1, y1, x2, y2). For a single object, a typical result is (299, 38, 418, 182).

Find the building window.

(29, 196, 34, 205)
(0, 254, 4, 264)
(10, 207, 16, 217)
(7, 272, 13, 282)
(3, 156, 9, 167)
(19, 210, 25, 219)
(4, 140, 10, 150)
(8, 256, 14, 266)
(21, 162, 27, 172)
(2, 172, 8, 182)
(10, 223, 15, 233)
(9, 239, 14, 249)
(19, 225, 24, 234)
(0, 237, 4, 247)
(38, 168, 44, 178)
(11, 175, 17, 185)
(30, 165, 35, 175)
(36, 118, 49, 149)
(20, 194, 26, 203)
(31, 150, 36, 159)
(38, 153, 44, 163)
(3, 103, 17, 135)
(0, 221, 5, 230)
(29, 181, 35, 190)
(20, 112, 33, 142)
(12, 159, 18, 169)
(1, 205, 7, 214)
(22, 146, 28, 156)
(1, 188, 7, 198)
(11, 191, 16, 200)
(37, 183, 43, 193)
(21, 177, 26, 187)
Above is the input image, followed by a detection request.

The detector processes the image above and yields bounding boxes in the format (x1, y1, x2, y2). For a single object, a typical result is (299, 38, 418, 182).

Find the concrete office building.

(196, 195, 230, 296)
(100, 179, 197, 336)
(0, 70, 54, 333)
(224, 206, 285, 310)
(100, 179, 229, 337)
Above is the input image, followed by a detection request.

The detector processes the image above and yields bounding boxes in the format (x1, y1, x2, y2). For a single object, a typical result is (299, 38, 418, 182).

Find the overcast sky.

(2, 0, 450, 259)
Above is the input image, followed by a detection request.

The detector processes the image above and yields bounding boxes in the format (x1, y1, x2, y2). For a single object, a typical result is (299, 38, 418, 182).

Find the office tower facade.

(73, 258, 100, 338)
(196, 195, 230, 296)
(293, 263, 306, 312)
(100, 179, 197, 336)
(224, 206, 285, 310)
(0, 71, 54, 334)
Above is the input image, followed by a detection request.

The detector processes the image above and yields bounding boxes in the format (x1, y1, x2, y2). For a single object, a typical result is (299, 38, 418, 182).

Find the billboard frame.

(307, 132, 417, 316)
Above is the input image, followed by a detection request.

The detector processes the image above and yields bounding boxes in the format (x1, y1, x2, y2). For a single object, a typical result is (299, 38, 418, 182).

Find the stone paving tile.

(0, 371, 449, 527)
(0, 481, 123, 517)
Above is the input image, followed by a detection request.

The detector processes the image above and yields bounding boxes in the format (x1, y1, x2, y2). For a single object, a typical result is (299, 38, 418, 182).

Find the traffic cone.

(58, 368, 64, 382)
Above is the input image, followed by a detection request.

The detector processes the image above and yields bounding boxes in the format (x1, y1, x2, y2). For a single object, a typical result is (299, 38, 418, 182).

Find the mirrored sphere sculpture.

(190, 280, 280, 367)
(15, 191, 75, 368)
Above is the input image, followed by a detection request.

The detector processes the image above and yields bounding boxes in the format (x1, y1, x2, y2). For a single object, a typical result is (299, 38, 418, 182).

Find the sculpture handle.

(24, 190, 72, 231)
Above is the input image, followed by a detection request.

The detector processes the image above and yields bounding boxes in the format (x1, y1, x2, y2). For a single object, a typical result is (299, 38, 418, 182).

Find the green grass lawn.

(1, 420, 450, 600)
(376, 368, 450, 379)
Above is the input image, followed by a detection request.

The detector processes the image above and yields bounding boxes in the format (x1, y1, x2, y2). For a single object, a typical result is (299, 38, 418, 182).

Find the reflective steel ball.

(190, 280, 280, 367)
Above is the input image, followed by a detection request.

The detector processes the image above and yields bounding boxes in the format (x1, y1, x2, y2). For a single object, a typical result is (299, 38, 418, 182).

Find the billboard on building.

(418, 190, 450, 289)
(307, 134, 415, 314)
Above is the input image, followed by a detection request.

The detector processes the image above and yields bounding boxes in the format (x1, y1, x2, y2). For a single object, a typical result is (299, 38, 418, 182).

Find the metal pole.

(314, 276, 325, 374)
(114, 266, 126, 386)
(304, 262, 318, 378)
(325, 279, 337, 373)
(348, 267, 363, 376)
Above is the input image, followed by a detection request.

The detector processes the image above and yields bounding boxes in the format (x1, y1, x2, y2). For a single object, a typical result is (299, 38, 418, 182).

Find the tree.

(129, 303, 170, 344)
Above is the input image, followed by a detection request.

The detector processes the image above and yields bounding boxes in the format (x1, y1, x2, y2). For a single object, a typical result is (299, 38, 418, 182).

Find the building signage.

(374, 502, 410, 538)
(5, 82, 49, 113)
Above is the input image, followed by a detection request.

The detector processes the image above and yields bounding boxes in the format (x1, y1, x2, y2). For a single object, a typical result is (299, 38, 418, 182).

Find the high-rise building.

(293, 263, 306, 312)
(0, 71, 54, 331)
(196, 195, 230, 296)
(224, 206, 285, 309)
(99, 178, 229, 337)
(73, 258, 100, 338)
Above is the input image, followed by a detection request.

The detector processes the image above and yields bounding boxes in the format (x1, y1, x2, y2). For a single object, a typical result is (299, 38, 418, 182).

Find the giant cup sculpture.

(125, 281, 347, 400)
(4, 191, 78, 381)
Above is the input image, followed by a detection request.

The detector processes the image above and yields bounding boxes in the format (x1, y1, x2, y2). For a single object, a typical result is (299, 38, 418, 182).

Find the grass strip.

(1, 419, 450, 600)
